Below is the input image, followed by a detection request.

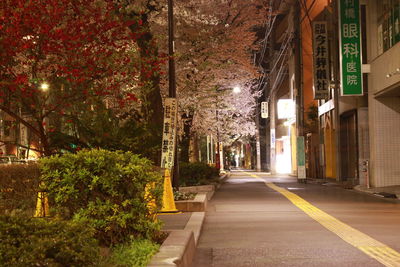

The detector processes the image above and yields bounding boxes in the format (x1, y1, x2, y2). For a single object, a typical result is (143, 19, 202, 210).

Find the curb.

(307, 179, 400, 202)
(216, 171, 230, 189)
(149, 174, 227, 266)
(175, 192, 208, 212)
(148, 230, 195, 267)
(353, 185, 400, 202)
(184, 212, 205, 244)
(148, 212, 205, 267)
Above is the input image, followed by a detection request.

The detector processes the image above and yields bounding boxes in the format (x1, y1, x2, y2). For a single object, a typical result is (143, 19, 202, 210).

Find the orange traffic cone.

(159, 169, 180, 213)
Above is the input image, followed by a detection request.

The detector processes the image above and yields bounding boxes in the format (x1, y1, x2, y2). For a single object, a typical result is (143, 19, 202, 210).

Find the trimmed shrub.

(0, 163, 40, 215)
(39, 149, 163, 246)
(0, 215, 99, 266)
(179, 162, 219, 186)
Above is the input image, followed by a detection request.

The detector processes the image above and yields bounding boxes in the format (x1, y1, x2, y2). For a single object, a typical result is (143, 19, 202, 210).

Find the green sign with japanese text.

(297, 136, 306, 179)
(339, 0, 363, 96)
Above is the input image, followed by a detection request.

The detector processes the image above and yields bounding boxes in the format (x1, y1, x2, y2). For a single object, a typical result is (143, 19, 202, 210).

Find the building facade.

(256, 0, 400, 189)
(299, 0, 400, 188)
(366, 0, 400, 187)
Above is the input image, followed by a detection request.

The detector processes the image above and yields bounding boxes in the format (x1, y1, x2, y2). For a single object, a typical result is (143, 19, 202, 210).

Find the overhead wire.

(299, 0, 317, 27)
(254, 0, 276, 97)
(253, 0, 295, 115)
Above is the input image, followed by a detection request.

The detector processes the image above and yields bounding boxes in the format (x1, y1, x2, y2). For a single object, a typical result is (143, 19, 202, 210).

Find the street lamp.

(40, 82, 49, 92)
(233, 86, 241, 94)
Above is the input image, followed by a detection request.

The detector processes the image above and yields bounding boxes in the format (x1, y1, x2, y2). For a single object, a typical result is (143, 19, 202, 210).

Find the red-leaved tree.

(0, 0, 164, 156)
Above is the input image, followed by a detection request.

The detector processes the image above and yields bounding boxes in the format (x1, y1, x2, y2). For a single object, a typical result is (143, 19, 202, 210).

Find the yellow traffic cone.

(34, 191, 50, 217)
(160, 169, 180, 213)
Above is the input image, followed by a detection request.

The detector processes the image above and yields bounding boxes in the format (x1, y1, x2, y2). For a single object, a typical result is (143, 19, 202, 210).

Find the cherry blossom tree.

(101, 0, 268, 162)
(168, 0, 268, 161)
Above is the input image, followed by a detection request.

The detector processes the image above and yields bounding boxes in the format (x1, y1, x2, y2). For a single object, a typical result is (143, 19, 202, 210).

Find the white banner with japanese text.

(161, 98, 177, 170)
(261, 101, 269, 118)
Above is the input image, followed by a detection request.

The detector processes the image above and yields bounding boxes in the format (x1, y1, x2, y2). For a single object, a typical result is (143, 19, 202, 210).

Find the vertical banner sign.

(219, 142, 224, 171)
(161, 98, 177, 170)
(297, 136, 306, 179)
(261, 102, 269, 118)
(339, 0, 363, 96)
(206, 135, 211, 164)
(20, 123, 28, 146)
(256, 134, 261, 171)
(270, 128, 276, 149)
(312, 21, 330, 100)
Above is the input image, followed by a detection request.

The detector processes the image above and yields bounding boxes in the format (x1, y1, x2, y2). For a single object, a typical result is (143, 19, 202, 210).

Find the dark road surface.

(193, 170, 400, 267)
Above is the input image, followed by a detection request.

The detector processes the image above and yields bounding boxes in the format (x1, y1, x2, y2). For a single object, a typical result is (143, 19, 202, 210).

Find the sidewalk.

(149, 172, 230, 266)
(307, 177, 400, 200)
(192, 170, 400, 266)
(158, 212, 192, 230)
(354, 184, 400, 199)
(152, 171, 400, 266)
(158, 212, 205, 244)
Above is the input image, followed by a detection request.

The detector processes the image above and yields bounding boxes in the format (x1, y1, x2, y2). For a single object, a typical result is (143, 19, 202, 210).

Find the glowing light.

(275, 137, 292, 174)
(277, 99, 295, 119)
(233, 86, 241, 94)
(40, 82, 49, 91)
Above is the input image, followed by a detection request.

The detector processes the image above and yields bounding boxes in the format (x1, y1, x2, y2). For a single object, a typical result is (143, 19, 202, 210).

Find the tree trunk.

(37, 121, 52, 156)
(180, 112, 193, 163)
(128, 15, 163, 164)
(189, 132, 199, 162)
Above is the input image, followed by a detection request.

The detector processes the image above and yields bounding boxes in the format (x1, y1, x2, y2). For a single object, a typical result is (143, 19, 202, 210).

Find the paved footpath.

(193, 170, 400, 267)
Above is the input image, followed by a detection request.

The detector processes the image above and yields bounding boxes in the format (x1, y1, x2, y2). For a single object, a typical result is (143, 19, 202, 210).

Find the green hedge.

(0, 215, 99, 266)
(0, 164, 40, 215)
(39, 149, 163, 246)
(179, 162, 219, 186)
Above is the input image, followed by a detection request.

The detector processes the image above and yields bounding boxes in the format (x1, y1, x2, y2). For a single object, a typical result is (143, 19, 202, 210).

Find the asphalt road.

(192, 170, 400, 267)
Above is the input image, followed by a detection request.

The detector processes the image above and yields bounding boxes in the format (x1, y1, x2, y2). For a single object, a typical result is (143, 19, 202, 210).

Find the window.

(377, 0, 400, 53)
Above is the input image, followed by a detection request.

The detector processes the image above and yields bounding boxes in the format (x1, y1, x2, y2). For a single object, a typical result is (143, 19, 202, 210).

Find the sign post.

(161, 98, 178, 170)
(261, 102, 269, 118)
(339, 0, 363, 96)
(297, 136, 306, 181)
(160, 98, 179, 213)
(312, 21, 330, 100)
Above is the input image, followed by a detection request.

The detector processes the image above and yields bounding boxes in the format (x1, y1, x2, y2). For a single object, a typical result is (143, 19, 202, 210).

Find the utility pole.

(168, 0, 179, 188)
(168, 0, 176, 98)
(255, 105, 261, 171)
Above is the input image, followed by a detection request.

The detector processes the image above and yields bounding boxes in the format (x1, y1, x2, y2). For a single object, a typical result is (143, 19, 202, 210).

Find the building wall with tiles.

(367, 1, 400, 187)
(368, 96, 400, 187)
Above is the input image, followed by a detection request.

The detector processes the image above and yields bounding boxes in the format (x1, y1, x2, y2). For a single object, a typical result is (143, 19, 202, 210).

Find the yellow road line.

(245, 172, 400, 267)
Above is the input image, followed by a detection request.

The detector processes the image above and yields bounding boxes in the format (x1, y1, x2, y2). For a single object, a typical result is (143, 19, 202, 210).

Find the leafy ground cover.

(174, 190, 197, 201)
(102, 238, 161, 267)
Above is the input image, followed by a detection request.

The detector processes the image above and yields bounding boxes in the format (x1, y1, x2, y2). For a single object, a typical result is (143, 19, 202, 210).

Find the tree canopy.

(0, 0, 164, 156)
(0, 0, 269, 160)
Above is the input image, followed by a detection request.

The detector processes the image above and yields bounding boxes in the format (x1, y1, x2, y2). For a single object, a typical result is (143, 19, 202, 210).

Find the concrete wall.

(368, 95, 400, 187)
(367, 0, 400, 187)
(369, 44, 400, 94)
(357, 107, 369, 186)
